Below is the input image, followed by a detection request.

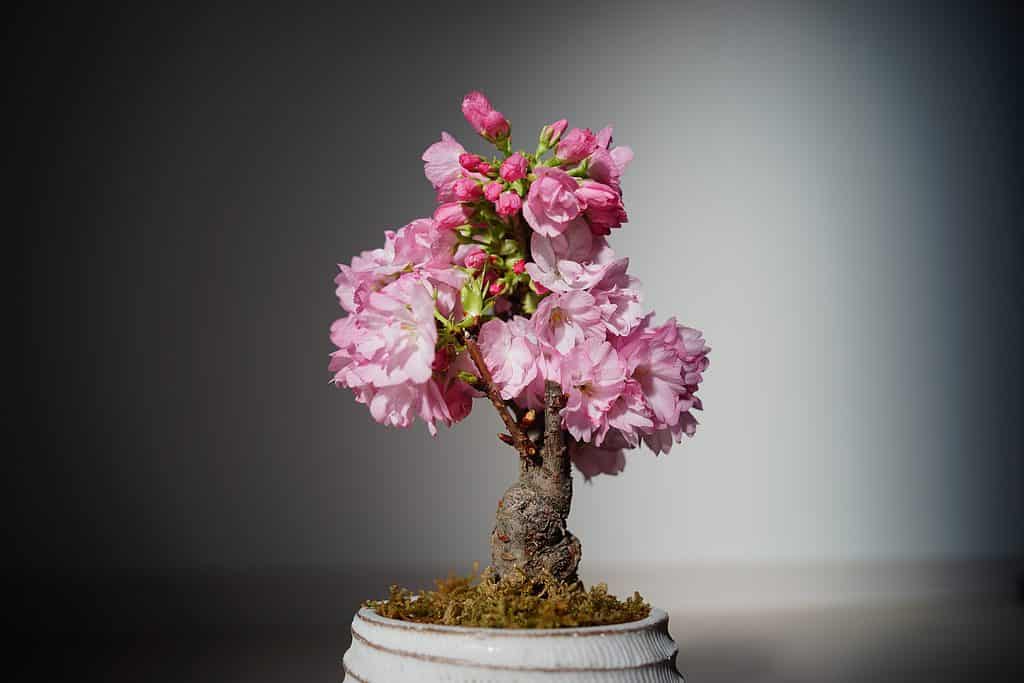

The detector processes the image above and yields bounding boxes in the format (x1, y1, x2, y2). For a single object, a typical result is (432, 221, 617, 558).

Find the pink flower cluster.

(330, 221, 477, 435)
(330, 92, 709, 478)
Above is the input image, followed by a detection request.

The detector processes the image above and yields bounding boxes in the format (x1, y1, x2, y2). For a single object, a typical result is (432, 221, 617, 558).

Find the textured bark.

(490, 380, 581, 583)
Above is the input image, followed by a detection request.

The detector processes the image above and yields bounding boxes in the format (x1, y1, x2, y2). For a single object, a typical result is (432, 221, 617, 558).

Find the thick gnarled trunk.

(490, 380, 581, 583)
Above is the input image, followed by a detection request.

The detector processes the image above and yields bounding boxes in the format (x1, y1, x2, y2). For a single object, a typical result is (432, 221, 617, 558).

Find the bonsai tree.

(329, 92, 709, 587)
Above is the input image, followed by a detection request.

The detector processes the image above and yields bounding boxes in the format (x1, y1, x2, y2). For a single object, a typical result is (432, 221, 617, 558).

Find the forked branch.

(464, 333, 537, 458)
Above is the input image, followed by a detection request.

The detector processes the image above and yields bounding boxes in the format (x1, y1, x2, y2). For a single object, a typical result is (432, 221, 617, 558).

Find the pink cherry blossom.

(348, 275, 438, 387)
(358, 379, 455, 436)
(522, 167, 582, 237)
(532, 290, 605, 355)
(335, 219, 461, 315)
(588, 126, 634, 192)
(592, 259, 644, 335)
(556, 128, 597, 163)
(392, 218, 455, 270)
(598, 382, 654, 448)
(478, 316, 540, 400)
(330, 275, 462, 435)
(329, 315, 362, 379)
(611, 146, 634, 175)
(607, 317, 710, 452)
(462, 91, 510, 140)
(334, 235, 403, 313)
(617, 319, 687, 427)
(576, 180, 628, 235)
(676, 325, 711, 388)
(461, 91, 491, 129)
(422, 132, 466, 191)
(331, 93, 710, 458)
(559, 340, 626, 444)
(433, 202, 473, 230)
(525, 219, 619, 293)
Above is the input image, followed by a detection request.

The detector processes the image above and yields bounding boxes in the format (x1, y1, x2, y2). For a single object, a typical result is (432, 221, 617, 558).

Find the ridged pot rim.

(356, 606, 669, 636)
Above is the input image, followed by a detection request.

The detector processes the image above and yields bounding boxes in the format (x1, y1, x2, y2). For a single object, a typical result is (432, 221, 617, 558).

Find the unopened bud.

(464, 247, 488, 270)
(495, 191, 522, 217)
(482, 110, 510, 141)
(499, 153, 528, 182)
(433, 201, 474, 230)
(483, 181, 503, 202)
(453, 177, 483, 201)
(459, 153, 484, 172)
(462, 92, 510, 142)
(540, 118, 568, 147)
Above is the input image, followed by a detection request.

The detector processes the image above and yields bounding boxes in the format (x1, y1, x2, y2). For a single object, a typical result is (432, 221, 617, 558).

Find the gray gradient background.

(10, 1, 1024, 681)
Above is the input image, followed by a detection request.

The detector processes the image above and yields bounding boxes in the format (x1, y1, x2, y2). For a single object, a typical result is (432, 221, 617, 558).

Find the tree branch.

(464, 333, 537, 458)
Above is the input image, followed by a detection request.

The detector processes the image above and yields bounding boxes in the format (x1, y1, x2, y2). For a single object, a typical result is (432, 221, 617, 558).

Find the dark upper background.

(9, 1, 1024, 681)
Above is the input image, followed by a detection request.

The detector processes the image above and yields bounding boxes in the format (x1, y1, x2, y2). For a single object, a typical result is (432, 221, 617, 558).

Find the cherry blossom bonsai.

(329, 92, 710, 602)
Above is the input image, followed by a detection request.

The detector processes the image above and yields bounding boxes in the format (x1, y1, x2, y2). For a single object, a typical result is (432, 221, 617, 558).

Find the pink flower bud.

(459, 153, 484, 172)
(483, 181, 503, 202)
(575, 180, 627, 234)
(482, 111, 510, 140)
(489, 281, 505, 296)
(541, 119, 568, 146)
(452, 177, 483, 201)
(556, 127, 597, 164)
(462, 92, 490, 129)
(495, 190, 522, 217)
(433, 202, 474, 230)
(464, 247, 488, 270)
(462, 91, 510, 141)
(512, 259, 526, 274)
(499, 152, 528, 182)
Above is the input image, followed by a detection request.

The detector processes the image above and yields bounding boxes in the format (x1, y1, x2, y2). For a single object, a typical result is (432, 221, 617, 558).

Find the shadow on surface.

(9, 566, 1024, 682)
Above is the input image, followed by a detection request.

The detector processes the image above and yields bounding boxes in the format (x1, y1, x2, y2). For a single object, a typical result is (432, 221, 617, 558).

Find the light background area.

(13, 1, 1021, 594)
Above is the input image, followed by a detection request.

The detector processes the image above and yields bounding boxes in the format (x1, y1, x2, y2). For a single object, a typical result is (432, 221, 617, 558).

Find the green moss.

(363, 565, 650, 629)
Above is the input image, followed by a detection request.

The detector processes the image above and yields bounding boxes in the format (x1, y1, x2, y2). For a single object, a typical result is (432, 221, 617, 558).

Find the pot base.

(342, 607, 683, 682)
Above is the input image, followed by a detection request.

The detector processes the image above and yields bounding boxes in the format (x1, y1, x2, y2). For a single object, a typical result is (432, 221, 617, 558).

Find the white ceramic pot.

(342, 606, 683, 681)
